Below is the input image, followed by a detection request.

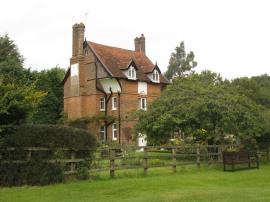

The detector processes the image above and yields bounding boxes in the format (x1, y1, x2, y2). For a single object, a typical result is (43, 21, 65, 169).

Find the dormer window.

(153, 70, 160, 82)
(127, 66, 136, 79)
(147, 65, 161, 83)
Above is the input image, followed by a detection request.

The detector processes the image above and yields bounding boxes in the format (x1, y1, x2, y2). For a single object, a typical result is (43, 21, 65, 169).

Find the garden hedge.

(0, 124, 96, 186)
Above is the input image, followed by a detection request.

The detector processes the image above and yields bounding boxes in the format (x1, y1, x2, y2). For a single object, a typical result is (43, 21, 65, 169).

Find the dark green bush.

(0, 124, 96, 186)
(3, 124, 96, 149)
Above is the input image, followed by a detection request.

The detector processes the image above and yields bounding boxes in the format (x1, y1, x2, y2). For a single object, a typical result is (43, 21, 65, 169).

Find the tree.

(164, 41, 197, 80)
(27, 67, 66, 124)
(0, 80, 45, 126)
(0, 34, 45, 136)
(0, 34, 26, 84)
(231, 74, 270, 142)
(231, 74, 270, 108)
(0, 79, 46, 143)
(133, 71, 270, 145)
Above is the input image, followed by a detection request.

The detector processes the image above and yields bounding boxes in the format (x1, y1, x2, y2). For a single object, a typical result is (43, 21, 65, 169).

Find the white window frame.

(100, 97, 105, 111)
(112, 123, 117, 140)
(138, 98, 147, 111)
(153, 70, 160, 82)
(127, 66, 136, 79)
(112, 97, 117, 110)
(100, 125, 106, 141)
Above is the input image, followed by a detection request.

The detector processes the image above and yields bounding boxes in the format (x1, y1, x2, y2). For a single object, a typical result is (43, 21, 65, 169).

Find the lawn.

(1, 163, 270, 202)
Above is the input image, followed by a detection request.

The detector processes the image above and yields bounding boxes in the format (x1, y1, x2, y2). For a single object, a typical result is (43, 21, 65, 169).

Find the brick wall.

(64, 26, 165, 144)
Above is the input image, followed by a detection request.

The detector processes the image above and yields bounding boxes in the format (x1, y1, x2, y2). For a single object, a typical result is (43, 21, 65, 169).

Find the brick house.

(63, 23, 169, 145)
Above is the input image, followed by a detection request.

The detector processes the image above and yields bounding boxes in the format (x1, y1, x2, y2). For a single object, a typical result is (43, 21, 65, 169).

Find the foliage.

(0, 34, 45, 137)
(66, 114, 116, 129)
(0, 34, 25, 84)
(0, 34, 66, 127)
(27, 67, 66, 124)
(0, 124, 96, 186)
(66, 113, 116, 139)
(76, 157, 92, 180)
(0, 80, 45, 126)
(133, 71, 270, 145)
(0, 152, 64, 186)
(231, 74, 270, 141)
(231, 74, 270, 108)
(164, 41, 197, 80)
(3, 124, 96, 149)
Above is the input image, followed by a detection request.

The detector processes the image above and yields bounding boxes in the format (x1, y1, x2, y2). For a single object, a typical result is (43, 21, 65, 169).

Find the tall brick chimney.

(72, 23, 85, 57)
(134, 34, 145, 54)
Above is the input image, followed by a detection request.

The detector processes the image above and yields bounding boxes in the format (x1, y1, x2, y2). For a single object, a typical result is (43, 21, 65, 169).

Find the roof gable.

(147, 64, 162, 74)
(87, 41, 168, 83)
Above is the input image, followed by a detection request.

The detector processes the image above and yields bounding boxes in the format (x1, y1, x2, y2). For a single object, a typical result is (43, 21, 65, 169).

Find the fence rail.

(1, 145, 269, 177)
(95, 145, 223, 177)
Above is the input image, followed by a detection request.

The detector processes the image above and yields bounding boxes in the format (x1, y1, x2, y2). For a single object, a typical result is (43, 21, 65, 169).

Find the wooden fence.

(96, 145, 223, 177)
(1, 147, 86, 175)
(1, 145, 269, 177)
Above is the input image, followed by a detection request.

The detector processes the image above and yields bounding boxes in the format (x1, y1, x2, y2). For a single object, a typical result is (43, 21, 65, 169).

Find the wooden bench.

(222, 151, 259, 171)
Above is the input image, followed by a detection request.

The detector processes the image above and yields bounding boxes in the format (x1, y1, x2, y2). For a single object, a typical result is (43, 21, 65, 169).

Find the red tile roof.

(88, 41, 168, 84)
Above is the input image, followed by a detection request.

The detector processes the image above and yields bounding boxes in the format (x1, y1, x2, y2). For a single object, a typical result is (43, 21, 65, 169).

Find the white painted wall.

(138, 81, 147, 95)
(138, 134, 147, 147)
(71, 63, 79, 77)
(99, 78, 122, 93)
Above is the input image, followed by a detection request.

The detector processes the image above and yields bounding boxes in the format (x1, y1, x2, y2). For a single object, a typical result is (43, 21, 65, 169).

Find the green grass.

(1, 163, 270, 202)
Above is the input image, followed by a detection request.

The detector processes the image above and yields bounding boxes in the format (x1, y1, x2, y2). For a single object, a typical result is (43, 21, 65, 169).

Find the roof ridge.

(86, 41, 169, 84)
(89, 41, 136, 53)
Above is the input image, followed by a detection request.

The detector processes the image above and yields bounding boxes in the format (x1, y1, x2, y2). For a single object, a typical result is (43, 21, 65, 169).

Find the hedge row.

(0, 124, 96, 186)
(3, 124, 96, 149)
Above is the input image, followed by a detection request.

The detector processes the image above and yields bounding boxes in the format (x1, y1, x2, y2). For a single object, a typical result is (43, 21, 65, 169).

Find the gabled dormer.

(85, 41, 169, 84)
(147, 64, 161, 83)
(123, 60, 137, 80)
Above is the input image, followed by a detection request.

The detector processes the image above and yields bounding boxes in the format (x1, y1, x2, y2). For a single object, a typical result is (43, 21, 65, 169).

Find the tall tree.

(27, 67, 66, 124)
(164, 41, 197, 80)
(133, 71, 270, 145)
(0, 34, 26, 84)
(0, 34, 45, 136)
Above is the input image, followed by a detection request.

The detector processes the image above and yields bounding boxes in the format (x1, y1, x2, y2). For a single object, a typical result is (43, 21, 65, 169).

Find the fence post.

(110, 149, 115, 178)
(196, 145, 200, 169)
(143, 147, 148, 175)
(70, 151, 76, 172)
(172, 147, 177, 173)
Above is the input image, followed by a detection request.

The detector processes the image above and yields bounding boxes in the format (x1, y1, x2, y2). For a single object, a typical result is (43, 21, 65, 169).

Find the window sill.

(127, 77, 137, 80)
(152, 80, 160, 83)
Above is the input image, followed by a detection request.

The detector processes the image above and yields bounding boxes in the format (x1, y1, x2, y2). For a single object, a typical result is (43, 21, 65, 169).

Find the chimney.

(134, 34, 145, 54)
(72, 23, 85, 57)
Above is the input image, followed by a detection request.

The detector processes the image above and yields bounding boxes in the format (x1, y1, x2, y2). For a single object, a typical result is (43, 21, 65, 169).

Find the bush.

(0, 124, 96, 186)
(3, 124, 96, 149)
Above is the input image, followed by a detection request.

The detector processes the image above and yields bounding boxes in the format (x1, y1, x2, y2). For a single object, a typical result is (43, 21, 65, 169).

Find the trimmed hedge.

(0, 124, 96, 186)
(3, 124, 96, 149)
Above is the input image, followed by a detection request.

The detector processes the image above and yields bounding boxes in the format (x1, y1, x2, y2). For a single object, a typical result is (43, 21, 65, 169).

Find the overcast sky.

(1, 0, 269, 80)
